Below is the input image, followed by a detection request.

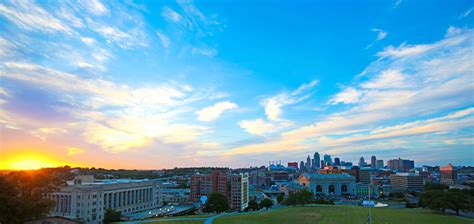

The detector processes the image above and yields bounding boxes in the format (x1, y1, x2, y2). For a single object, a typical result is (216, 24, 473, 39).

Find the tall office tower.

(376, 160, 384, 169)
(229, 173, 249, 211)
(191, 171, 249, 211)
(321, 160, 325, 168)
(371, 155, 377, 169)
(313, 152, 320, 169)
(334, 157, 341, 166)
(323, 154, 332, 166)
(358, 157, 366, 167)
(306, 155, 312, 170)
(440, 163, 457, 186)
(387, 158, 415, 172)
(300, 161, 306, 172)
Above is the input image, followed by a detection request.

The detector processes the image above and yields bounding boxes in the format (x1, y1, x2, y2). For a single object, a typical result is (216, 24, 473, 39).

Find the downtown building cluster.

(40, 154, 467, 224)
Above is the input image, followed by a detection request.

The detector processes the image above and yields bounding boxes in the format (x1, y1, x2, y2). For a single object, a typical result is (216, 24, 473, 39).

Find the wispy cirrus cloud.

(160, 0, 222, 57)
(228, 27, 474, 158)
(239, 80, 318, 136)
(367, 28, 388, 48)
(0, 61, 220, 153)
(196, 101, 238, 122)
(0, 0, 73, 34)
(459, 7, 473, 19)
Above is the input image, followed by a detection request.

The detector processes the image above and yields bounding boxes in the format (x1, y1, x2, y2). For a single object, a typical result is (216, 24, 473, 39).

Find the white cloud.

(227, 27, 474, 156)
(0, 62, 221, 152)
(156, 31, 170, 48)
(80, 37, 96, 45)
(372, 28, 388, 41)
(238, 118, 290, 136)
(80, 0, 109, 16)
(360, 69, 410, 89)
(196, 101, 238, 122)
(262, 80, 317, 121)
(329, 87, 362, 104)
(0, 1, 72, 34)
(162, 7, 182, 23)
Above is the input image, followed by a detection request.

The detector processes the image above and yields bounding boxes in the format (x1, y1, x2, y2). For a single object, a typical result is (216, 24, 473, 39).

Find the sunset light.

(1, 155, 61, 170)
(0, 0, 473, 223)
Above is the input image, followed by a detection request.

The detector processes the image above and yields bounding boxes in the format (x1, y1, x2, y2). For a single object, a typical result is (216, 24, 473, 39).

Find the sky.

(0, 0, 473, 170)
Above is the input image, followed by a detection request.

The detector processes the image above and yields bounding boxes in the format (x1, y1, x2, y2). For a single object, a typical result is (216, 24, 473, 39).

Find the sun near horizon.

(0, 154, 64, 171)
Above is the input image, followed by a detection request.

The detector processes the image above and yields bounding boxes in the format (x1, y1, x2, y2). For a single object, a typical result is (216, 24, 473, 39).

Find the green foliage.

(0, 170, 64, 223)
(388, 192, 405, 199)
(424, 182, 448, 191)
(405, 202, 418, 208)
(104, 209, 121, 222)
(420, 190, 471, 215)
(259, 198, 274, 209)
(276, 194, 284, 204)
(204, 192, 230, 213)
(246, 197, 259, 211)
(284, 189, 313, 206)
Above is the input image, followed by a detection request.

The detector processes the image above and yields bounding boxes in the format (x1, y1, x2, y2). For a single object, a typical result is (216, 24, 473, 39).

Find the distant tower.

(313, 152, 320, 169)
(306, 155, 311, 170)
(359, 157, 366, 167)
(320, 160, 325, 168)
(334, 157, 341, 166)
(300, 161, 306, 172)
(323, 154, 332, 166)
(371, 156, 377, 169)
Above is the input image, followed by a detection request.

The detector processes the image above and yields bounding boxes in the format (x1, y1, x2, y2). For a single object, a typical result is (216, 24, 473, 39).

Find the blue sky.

(0, 0, 473, 169)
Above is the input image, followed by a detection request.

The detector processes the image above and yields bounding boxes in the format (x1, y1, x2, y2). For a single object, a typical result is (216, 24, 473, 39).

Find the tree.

(276, 194, 284, 204)
(420, 190, 470, 215)
(447, 190, 469, 215)
(246, 197, 259, 211)
(259, 198, 274, 210)
(104, 209, 121, 222)
(203, 192, 230, 213)
(424, 182, 448, 191)
(284, 189, 313, 206)
(0, 170, 64, 223)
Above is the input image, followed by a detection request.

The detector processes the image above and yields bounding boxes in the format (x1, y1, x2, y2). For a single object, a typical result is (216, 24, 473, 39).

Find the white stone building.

(46, 175, 163, 223)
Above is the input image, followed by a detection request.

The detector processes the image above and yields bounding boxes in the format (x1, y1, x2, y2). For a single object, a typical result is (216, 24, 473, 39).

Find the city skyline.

(0, 0, 473, 170)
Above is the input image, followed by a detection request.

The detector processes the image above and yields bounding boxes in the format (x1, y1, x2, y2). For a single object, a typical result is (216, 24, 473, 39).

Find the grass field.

(213, 206, 472, 224)
(144, 221, 202, 224)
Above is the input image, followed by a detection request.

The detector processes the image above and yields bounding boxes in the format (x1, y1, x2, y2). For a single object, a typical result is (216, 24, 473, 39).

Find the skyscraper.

(313, 152, 320, 169)
(306, 155, 311, 170)
(300, 161, 306, 172)
(376, 160, 384, 169)
(320, 160, 325, 168)
(323, 154, 332, 166)
(334, 157, 341, 166)
(371, 155, 377, 169)
(358, 157, 366, 167)
(440, 163, 457, 186)
(387, 158, 415, 172)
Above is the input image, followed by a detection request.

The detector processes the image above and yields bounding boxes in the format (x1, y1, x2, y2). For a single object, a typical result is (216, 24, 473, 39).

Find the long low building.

(298, 173, 356, 196)
(46, 175, 163, 223)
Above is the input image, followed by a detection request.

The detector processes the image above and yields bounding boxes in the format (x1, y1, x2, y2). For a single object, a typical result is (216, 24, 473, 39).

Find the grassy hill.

(213, 206, 472, 224)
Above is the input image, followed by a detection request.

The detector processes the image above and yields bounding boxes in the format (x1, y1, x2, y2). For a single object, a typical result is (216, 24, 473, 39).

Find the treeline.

(419, 188, 474, 215)
(0, 170, 65, 223)
(283, 189, 334, 206)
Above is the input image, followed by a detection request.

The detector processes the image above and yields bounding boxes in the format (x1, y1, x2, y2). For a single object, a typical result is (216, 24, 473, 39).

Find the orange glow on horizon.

(0, 153, 71, 170)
